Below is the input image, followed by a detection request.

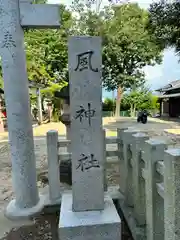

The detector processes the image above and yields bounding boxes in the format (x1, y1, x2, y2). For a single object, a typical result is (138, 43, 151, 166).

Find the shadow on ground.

(0, 211, 59, 240)
(0, 210, 132, 240)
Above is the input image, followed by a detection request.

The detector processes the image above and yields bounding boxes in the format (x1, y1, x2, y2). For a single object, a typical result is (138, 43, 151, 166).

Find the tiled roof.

(156, 80, 180, 92)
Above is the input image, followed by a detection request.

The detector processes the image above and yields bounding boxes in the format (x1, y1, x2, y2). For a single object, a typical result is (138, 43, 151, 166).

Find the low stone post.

(117, 128, 127, 194)
(47, 130, 61, 203)
(131, 132, 148, 226)
(123, 128, 138, 207)
(164, 149, 180, 240)
(144, 139, 166, 240)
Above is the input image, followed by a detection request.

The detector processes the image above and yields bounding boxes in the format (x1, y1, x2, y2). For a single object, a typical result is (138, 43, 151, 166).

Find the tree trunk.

(133, 105, 136, 117)
(115, 86, 123, 117)
(41, 95, 45, 111)
(130, 104, 133, 117)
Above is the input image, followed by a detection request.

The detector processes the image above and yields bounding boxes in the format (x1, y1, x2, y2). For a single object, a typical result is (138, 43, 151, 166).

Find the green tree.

(102, 98, 116, 112)
(24, 4, 72, 118)
(122, 87, 159, 117)
(25, 4, 72, 87)
(149, 0, 180, 54)
(102, 3, 163, 116)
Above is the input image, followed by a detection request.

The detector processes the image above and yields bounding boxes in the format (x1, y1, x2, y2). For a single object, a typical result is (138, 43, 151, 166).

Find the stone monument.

(59, 36, 121, 240)
(0, 0, 60, 219)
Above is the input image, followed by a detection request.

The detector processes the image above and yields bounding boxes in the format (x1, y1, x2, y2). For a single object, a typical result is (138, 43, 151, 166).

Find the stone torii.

(0, 0, 60, 219)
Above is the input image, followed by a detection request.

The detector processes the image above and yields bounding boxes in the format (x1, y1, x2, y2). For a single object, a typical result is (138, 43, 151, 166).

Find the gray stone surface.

(20, 3, 60, 28)
(59, 192, 121, 240)
(143, 139, 167, 240)
(69, 36, 104, 211)
(0, 0, 40, 217)
(103, 129, 108, 191)
(164, 148, 180, 240)
(131, 133, 148, 226)
(122, 129, 138, 207)
(0, 0, 60, 219)
(5, 195, 46, 220)
(117, 128, 127, 194)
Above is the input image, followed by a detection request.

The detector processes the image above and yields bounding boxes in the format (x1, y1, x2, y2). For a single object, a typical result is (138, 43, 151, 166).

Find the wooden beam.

(20, 4, 60, 28)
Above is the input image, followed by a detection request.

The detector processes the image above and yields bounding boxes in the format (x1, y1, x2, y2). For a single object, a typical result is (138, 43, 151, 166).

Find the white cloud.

(144, 65, 163, 81)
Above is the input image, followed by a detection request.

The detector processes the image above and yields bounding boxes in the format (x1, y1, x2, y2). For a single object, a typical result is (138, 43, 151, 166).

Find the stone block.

(164, 148, 180, 240)
(122, 129, 138, 207)
(20, 3, 60, 28)
(144, 139, 167, 240)
(131, 132, 148, 226)
(59, 192, 121, 240)
(69, 36, 104, 212)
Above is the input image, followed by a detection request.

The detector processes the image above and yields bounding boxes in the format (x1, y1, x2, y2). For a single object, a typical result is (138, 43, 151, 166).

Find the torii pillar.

(0, 0, 60, 219)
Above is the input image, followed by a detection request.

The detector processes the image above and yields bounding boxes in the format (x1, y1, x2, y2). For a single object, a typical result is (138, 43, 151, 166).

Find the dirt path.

(0, 117, 180, 239)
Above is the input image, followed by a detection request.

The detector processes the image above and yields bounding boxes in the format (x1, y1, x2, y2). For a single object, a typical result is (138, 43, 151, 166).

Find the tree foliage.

(25, 4, 72, 90)
(122, 87, 159, 116)
(101, 3, 163, 116)
(149, 0, 180, 54)
(102, 98, 116, 112)
(102, 3, 163, 91)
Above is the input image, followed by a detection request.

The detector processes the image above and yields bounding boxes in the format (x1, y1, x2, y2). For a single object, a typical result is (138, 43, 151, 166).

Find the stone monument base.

(59, 192, 121, 240)
(5, 195, 45, 220)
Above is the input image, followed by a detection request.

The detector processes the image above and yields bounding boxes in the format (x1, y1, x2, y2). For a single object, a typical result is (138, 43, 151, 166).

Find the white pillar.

(0, 0, 43, 219)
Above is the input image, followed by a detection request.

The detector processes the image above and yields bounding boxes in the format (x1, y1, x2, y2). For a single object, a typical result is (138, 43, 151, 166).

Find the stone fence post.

(47, 130, 61, 204)
(144, 139, 167, 240)
(131, 132, 148, 226)
(123, 128, 138, 207)
(164, 149, 180, 240)
(117, 128, 127, 194)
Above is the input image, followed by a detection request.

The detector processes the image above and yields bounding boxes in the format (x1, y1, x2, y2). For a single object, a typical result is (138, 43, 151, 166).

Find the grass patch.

(106, 130, 117, 137)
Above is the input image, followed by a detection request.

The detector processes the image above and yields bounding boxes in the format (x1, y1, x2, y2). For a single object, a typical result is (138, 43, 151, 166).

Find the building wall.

(169, 97, 180, 117)
(162, 100, 169, 116)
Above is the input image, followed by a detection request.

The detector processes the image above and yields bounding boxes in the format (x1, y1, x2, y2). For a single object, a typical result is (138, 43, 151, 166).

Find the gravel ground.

(1, 119, 180, 240)
(0, 161, 131, 240)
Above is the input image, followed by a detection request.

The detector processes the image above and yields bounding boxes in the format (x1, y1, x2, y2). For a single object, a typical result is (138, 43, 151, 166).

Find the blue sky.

(48, 0, 180, 98)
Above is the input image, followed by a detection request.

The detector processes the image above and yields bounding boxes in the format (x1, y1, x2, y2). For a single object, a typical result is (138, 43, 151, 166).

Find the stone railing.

(46, 128, 180, 240)
(46, 129, 119, 203)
